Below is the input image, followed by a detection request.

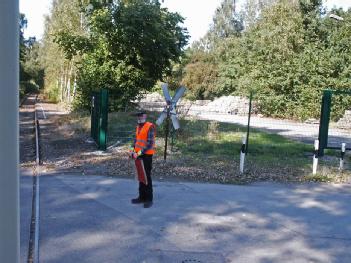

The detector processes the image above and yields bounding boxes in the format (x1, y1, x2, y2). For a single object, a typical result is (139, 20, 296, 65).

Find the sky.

(20, 0, 351, 43)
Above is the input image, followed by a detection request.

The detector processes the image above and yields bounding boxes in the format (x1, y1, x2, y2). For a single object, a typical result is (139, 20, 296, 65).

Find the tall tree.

(196, 0, 243, 50)
(19, 14, 44, 98)
(208, 0, 243, 43)
(181, 48, 219, 100)
(218, 0, 351, 120)
(54, 0, 188, 109)
(241, 0, 278, 29)
(180, 0, 243, 100)
(220, 0, 308, 118)
(41, 0, 83, 103)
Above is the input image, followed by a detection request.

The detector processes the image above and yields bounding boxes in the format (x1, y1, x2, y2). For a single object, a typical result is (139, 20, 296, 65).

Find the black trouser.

(139, 154, 153, 201)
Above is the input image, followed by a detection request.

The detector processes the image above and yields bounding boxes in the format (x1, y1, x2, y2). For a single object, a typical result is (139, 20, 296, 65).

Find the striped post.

(240, 136, 246, 174)
(312, 140, 319, 175)
(339, 143, 346, 171)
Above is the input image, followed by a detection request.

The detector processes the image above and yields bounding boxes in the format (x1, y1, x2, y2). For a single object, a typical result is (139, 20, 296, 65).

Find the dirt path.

(20, 96, 36, 166)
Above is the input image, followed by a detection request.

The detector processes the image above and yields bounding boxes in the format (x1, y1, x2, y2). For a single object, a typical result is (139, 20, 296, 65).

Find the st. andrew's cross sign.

(156, 83, 186, 160)
(156, 83, 186, 129)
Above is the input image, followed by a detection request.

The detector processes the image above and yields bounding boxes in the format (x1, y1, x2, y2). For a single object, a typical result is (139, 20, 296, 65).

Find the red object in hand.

(135, 159, 148, 185)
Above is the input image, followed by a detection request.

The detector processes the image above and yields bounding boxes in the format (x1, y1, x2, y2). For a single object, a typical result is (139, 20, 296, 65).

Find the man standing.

(130, 111, 155, 208)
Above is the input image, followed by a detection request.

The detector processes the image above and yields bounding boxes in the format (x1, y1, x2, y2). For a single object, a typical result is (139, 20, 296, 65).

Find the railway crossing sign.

(156, 83, 186, 160)
(156, 83, 186, 130)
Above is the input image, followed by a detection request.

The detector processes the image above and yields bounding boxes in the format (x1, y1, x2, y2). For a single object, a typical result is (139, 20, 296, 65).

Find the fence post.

(318, 90, 332, 156)
(91, 92, 99, 142)
(90, 95, 95, 138)
(245, 91, 253, 154)
(313, 140, 319, 175)
(90, 90, 108, 150)
(339, 143, 346, 171)
(98, 89, 108, 150)
(240, 135, 246, 174)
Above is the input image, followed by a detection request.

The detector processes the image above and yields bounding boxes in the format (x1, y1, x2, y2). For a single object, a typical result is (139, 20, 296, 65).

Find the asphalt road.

(19, 99, 351, 263)
(193, 113, 351, 147)
(20, 172, 351, 263)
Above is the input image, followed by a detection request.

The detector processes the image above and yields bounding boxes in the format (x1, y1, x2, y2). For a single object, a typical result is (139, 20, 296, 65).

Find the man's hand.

(131, 152, 138, 160)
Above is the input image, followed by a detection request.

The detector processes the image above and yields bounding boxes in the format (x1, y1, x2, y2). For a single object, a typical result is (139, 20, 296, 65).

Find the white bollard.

(339, 143, 346, 171)
(240, 136, 246, 174)
(312, 140, 319, 175)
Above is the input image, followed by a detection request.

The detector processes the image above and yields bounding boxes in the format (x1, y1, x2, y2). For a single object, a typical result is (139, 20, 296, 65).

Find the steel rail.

(27, 97, 41, 263)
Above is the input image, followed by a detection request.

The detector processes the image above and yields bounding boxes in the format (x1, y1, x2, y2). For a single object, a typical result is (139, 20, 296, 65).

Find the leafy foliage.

(178, 0, 243, 100)
(201, 0, 244, 50)
(53, 0, 188, 110)
(181, 48, 220, 100)
(19, 14, 44, 98)
(185, 0, 351, 120)
(40, 0, 351, 120)
(41, 0, 91, 103)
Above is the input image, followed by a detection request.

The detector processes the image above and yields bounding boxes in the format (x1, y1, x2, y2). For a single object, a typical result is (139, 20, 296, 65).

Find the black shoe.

(131, 198, 144, 204)
(143, 201, 153, 208)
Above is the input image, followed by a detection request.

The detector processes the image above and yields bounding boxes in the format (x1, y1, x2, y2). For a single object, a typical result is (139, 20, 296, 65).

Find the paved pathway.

(194, 113, 351, 147)
(20, 170, 33, 263)
(31, 173, 351, 263)
(19, 100, 351, 262)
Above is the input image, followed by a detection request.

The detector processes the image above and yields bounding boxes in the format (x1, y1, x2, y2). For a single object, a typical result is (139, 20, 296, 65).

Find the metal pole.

(318, 90, 332, 157)
(0, 0, 19, 262)
(164, 108, 170, 161)
(170, 127, 174, 152)
(245, 91, 253, 154)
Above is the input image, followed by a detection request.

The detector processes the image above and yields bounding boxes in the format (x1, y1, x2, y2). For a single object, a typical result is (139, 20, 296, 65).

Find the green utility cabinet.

(91, 89, 108, 150)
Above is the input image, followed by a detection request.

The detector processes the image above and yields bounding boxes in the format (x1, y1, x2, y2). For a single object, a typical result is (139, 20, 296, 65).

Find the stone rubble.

(137, 92, 256, 116)
(337, 110, 351, 129)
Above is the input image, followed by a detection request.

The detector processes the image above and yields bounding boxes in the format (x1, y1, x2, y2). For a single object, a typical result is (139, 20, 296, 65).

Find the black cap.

(134, 111, 146, 116)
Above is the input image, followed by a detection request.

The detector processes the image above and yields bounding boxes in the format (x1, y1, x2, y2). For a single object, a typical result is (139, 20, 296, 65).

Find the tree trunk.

(72, 74, 77, 99)
(60, 69, 64, 102)
(63, 69, 67, 102)
(66, 75, 71, 103)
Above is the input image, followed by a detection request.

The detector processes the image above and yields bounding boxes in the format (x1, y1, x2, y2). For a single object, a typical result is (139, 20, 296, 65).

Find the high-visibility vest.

(134, 122, 155, 155)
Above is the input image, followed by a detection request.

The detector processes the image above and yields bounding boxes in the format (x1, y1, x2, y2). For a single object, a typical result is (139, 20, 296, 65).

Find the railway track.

(20, 95, 41, 263)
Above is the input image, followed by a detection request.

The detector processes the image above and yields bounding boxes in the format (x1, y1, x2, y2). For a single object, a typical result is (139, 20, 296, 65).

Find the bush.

(43, 84, 60, 103)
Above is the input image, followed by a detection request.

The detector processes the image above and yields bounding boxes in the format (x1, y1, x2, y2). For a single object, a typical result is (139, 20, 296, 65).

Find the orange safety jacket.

(134, 122, 155, 155)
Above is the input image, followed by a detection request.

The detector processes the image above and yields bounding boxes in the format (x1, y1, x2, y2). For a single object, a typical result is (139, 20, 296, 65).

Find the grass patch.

(303, 174, 333, 183)
(60, 110, 351, 183)
(173, 118, 312, 169)
(56, 109, 91, 135)
(107, 111, 160, 145)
